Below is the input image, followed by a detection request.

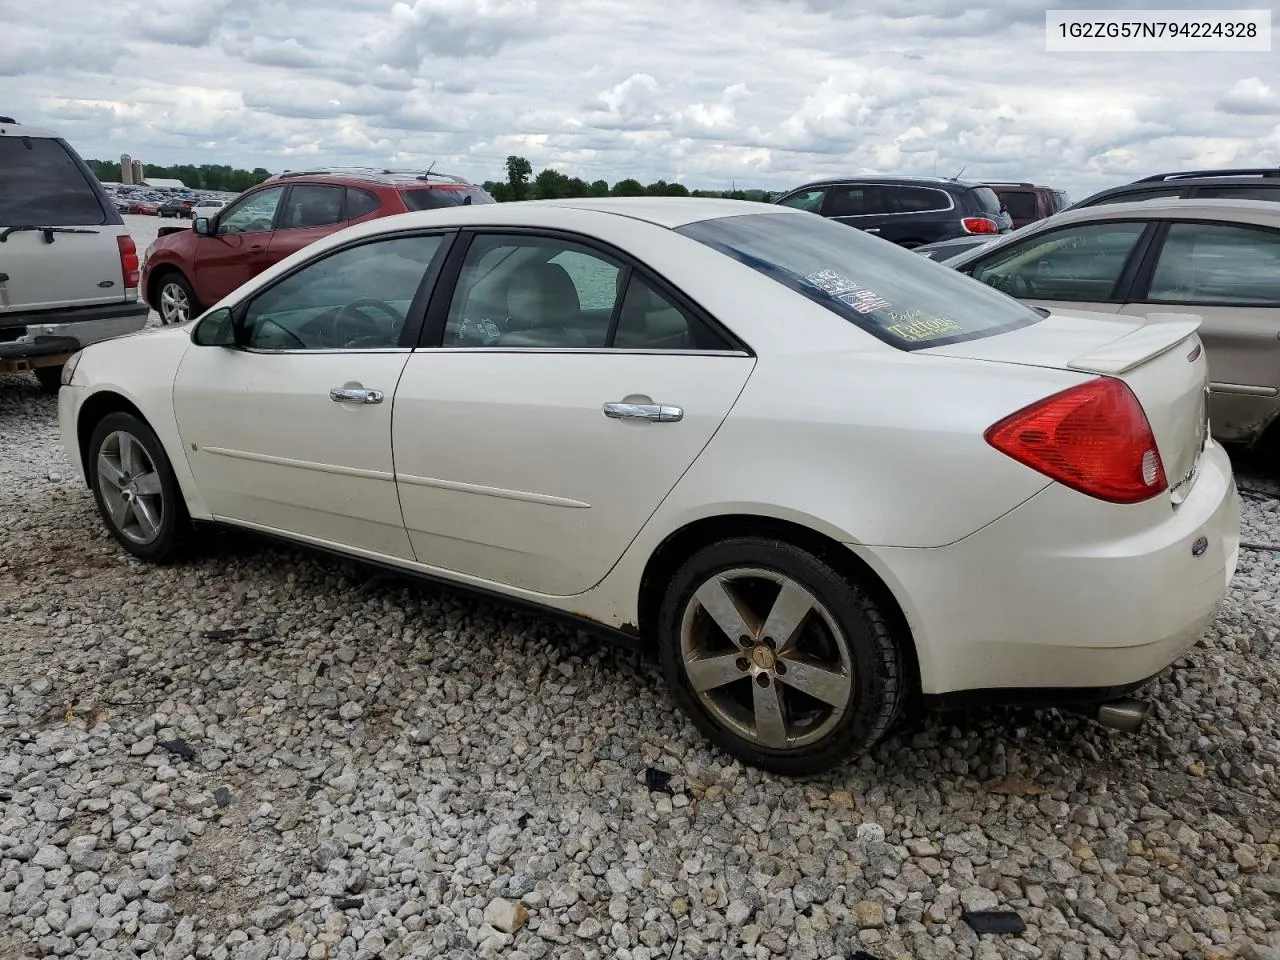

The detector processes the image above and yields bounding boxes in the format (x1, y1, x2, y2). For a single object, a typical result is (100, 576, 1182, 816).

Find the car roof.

(1035, 196, 1280, 226)
(0, 120, 60, 138)
(784, 175, 986, 192)
(261, 167, 477, 189)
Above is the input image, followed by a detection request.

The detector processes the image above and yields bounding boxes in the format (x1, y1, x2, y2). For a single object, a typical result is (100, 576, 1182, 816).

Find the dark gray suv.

(1070, 167, 1280, 209)
(772, 176, 1013, 248)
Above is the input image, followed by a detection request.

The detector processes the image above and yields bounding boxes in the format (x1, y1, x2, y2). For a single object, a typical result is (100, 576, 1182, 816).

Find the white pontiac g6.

(57, 197, 1241, 774)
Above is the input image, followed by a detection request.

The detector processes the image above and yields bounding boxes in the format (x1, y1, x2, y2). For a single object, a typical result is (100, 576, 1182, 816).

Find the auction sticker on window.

(886, 311, 965, 342)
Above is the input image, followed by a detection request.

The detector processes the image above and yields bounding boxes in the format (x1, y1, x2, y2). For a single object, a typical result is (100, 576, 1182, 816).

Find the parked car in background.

(985, 182, 1070, 228)
(159, 197, 196, 219)
(0, 116, 147, 391)
(141, 167, 495, 324)
(62, 197, 1238, 773)
(773, 176, 1012, 248)
(1070, 167, 1280, 209)
(942, 198, 1280, 452)
(191, 198, 227, 218)
(127, 200, 159, 216)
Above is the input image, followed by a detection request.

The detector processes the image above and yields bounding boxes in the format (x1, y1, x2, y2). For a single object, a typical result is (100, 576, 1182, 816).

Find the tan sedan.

(944, 198, 1280, 450)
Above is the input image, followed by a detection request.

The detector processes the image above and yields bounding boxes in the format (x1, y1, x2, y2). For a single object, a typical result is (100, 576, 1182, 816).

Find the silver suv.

(0, 116, 148, 391)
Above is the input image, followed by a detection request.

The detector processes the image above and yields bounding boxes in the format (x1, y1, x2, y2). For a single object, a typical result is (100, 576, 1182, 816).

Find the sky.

(2, 0, 1279, 199)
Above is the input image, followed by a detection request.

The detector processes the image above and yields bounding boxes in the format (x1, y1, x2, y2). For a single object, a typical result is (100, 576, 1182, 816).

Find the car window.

(891, 187, 951, 213)
(240, 234, 445, 350)
(1052, 190, 1071, 211)
(279, 184, 344, 230)
(1000, 192, 1037, 220)
(612, 275, 729, 351)
(968, 221, 1148, 302)
(216, 187, 285, 235)
(399, 185, 494, 210)
(0, 136, 106, 226)
(548, 249, 619, 312)
(676, 211, 1043, 349)
(825, 185, 886, 217)
(777, 189, 825, 213)
(1146, 222, 1280, 305)
(345, 188, 381, 219)
(968, 187, 1004, 218)
(1193, 186, 1280, 202)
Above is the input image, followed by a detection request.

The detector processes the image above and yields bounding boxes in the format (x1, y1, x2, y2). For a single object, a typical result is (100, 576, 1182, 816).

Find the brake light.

(117, 235, 140, 289)
(984, 378, 1168, 504)
(962, 217, 999, 234)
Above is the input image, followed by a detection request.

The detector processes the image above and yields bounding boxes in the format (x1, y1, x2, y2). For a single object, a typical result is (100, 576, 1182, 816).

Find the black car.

(772, 176, 1013, 248)
(158, 197, 196, 219)
(1069, 167, 1280, 209)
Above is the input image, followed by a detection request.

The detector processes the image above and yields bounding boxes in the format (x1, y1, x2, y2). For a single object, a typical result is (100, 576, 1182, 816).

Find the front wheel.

(87, 412, 189, 562)
(658, 537, 905, 776)
(156, 272, 199, 325)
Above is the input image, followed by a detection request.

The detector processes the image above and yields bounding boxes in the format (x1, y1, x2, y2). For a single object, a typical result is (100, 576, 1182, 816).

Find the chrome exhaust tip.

(1094, 698, 1151, 734)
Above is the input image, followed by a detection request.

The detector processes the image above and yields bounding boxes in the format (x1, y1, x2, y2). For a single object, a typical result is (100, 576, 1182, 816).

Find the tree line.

(85, 155, 773, 201)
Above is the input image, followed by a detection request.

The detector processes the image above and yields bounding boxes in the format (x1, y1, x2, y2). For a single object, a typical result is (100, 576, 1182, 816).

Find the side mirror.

(193, 217, 212, 236)
(191, 307, 236, 346)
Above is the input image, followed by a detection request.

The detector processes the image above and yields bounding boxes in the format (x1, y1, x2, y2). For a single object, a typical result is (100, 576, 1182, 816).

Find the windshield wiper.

(0, 225, 101, 243)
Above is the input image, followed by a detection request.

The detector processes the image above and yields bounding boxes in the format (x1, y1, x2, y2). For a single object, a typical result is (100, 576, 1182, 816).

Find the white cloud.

(2, 0, 1279, 198)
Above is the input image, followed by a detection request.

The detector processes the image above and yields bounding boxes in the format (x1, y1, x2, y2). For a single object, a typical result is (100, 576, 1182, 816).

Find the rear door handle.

(330, 387, 384, 404)
(602, 401, 683, 422)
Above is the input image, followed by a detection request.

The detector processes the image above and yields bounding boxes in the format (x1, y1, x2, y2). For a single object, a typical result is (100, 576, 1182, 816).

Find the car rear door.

(192, 185, 285, 305)
(264, 183, 348, 268)
(0, 135, 125, 317)
(1117, 218, 1280, 443)
(391, 230, 754, 596)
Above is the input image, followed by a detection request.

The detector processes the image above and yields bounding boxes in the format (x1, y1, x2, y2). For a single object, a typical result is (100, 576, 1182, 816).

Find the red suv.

(142, 167, 494, 324)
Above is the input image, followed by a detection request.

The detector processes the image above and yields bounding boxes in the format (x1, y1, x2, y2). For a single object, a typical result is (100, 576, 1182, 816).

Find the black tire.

(33, 365, 63, 393)
(658, 537, 905, 776)
(154, 271, 200, 326)
(87, 412, 189, 563)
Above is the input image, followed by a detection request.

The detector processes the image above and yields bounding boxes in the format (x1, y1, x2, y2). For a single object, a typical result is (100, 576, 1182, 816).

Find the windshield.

(399, 185, 495, 210)
(675, 212, 1043, 349)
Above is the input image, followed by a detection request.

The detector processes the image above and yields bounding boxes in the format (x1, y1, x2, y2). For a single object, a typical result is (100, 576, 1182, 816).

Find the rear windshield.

(1000, 191, 1037, 220)
(675, 212, 1043, 349)
(969, 186, 1004, 217)
(399, 185, 495, 211)
(0, 136, 106, 226)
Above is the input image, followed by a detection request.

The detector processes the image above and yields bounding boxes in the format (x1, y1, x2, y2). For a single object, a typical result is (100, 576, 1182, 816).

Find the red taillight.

(962, 217, 999, 234)
(984, 378, 1168, 504)
(117, 235, 140, 289)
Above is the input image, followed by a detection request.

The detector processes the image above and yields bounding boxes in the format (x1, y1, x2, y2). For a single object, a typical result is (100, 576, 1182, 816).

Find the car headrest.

(505, 263, 581, 326)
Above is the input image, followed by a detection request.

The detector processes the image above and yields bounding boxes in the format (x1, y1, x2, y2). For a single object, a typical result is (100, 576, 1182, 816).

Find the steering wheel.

(330, 298, 404, 347)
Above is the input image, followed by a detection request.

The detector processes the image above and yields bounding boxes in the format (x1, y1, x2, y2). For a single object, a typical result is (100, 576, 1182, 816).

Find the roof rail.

(1134, 167, 1280, 183)
(272, 164, 461, 182)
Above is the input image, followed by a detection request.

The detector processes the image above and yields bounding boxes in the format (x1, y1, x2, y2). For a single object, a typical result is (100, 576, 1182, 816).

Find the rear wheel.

(33, 365, 63, 393)
(87, 412, 188, 562)
(156, 272, 199, 325)
(658, 537, 904, 775)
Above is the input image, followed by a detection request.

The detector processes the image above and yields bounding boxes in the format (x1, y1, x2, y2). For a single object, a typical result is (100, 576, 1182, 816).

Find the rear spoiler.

(1067, 312, 1203, 375)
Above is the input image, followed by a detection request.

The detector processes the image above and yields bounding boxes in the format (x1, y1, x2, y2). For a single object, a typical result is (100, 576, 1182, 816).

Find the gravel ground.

(2, 369, 1280, 960)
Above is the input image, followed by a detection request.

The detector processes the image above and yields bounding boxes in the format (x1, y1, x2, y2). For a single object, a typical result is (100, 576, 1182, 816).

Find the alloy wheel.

(159, 281, 190, 325)
(679, 567, 853, 749)
(95, 430, 166, 544)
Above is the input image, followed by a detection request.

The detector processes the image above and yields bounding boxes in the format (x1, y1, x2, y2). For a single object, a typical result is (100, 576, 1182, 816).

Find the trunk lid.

(0, 228, 128, 314)
(923, 308, 1210, 502)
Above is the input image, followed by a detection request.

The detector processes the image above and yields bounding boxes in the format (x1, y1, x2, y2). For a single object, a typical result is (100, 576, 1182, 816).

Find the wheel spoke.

(685, 652, 746, 693)
(97, 453, 126, 489)
(760, 579, 815, 652)
(752, 680, 789, 748)
(119, 435, 140, 475)
(131, 497, 161, 540)
(694, 578, 754, 642)
(102, 486, 130, 527)
(777, 657, 850, 707)
(132, 471, 162, 496)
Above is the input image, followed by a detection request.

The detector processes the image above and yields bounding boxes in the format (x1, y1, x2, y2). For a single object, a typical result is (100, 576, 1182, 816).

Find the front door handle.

(602, 401, 683, 422)
(330, 387, 384, 404)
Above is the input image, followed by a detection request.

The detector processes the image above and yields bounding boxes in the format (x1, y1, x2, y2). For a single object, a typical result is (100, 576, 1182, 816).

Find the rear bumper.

(0, 303, 148, 366)
(858, 440, 1240, 695)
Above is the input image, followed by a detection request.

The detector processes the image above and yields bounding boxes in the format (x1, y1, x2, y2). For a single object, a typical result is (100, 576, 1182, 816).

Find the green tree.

(588, 179, 610, 197)
(533, 167, 571, 200)
(662, 181, 690, 197)
(505, 155, 533, 201)
(611, 178, 646, 197)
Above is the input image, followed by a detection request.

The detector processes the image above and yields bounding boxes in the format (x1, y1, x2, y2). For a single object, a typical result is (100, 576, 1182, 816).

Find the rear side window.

(345, 188, 381, 219)
(968, 186, 1004, 217)
(676, 211, 1042, 349)
(1052, 190, 1071, 211)
(399, 185, 494, 210)
(1146, 222, 1280, 305)
(1194, 185, 1280, 202)
(1000, 192, 1037, 220)
(890, 187, 951, 213)
(0, 136, 106, 226)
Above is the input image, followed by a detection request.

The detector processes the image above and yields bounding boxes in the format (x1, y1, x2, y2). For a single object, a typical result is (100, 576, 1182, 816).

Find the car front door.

(962, 219, 1155, 315)
(391, 231, 755, 596)
(1118, 219, 1280, 443)
(173, 230, 453, 558)
(192, 185, 286, 305)
(265, 184, 348, 268)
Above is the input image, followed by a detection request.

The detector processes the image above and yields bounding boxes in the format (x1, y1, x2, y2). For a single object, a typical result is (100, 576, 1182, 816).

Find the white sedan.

(57, 197, 1240, 774)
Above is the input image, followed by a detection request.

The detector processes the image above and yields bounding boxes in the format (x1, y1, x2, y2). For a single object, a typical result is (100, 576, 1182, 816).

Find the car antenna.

(951, 164, 966, 181)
